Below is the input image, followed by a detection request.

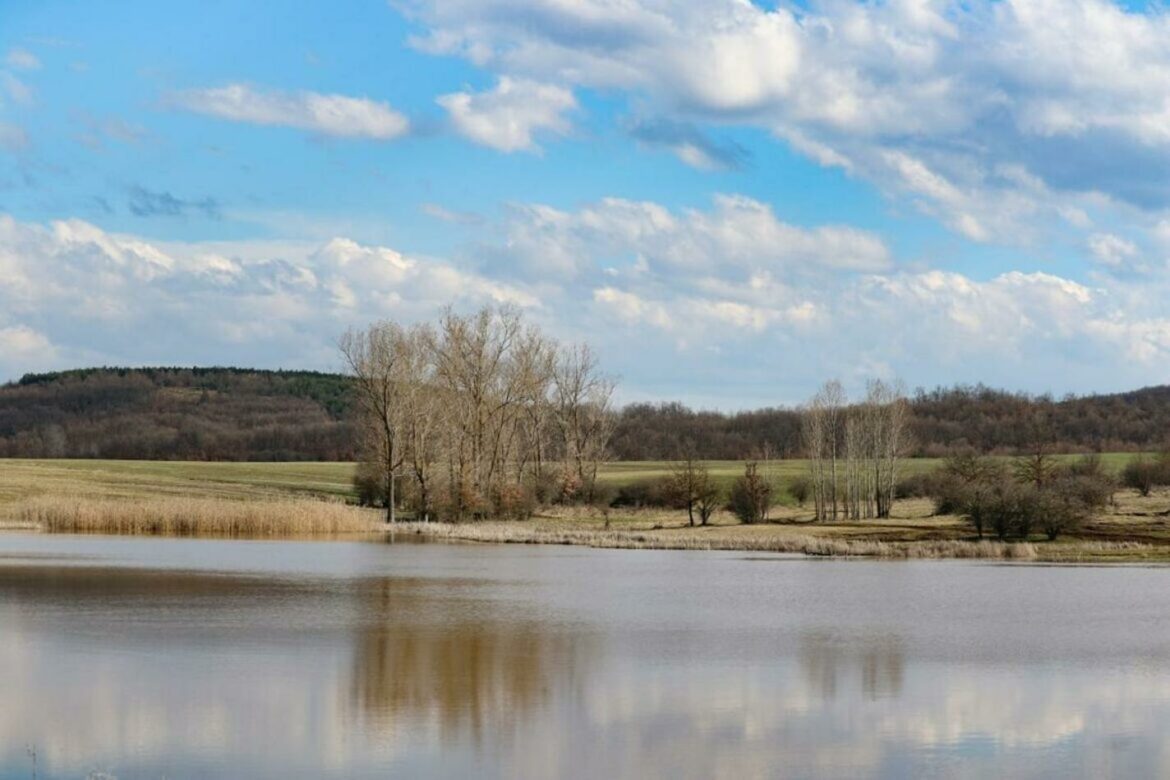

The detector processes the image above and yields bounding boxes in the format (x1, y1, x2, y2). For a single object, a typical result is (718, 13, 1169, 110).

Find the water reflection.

(348, 576, 591, 745)
(800, 632, 904, 700)
(2, 536, 1170, 778)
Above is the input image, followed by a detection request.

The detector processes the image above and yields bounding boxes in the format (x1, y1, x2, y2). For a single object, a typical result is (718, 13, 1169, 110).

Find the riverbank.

(3, 458, 1170, 560)
(1, 496, 1165, 562)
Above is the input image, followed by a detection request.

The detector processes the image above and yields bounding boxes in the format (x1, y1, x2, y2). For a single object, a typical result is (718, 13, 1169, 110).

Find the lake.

(1, 533, 1169, 779)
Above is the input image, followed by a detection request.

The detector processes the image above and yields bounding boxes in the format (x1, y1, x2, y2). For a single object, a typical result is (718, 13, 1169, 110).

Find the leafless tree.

(553, 343, 616, 502)
(343, 305, 617, 522)
(803, 379, 908, 522)
(340, 322, 413, 523)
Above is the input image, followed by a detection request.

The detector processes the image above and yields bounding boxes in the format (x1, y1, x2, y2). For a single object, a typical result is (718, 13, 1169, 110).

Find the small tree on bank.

(729, 462, 772, 525)
(668, 454, 706, 527)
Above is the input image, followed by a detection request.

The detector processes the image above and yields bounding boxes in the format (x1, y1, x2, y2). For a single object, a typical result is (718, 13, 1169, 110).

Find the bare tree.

(430, 306, 524, 517)
(803, 380, 846, 521)
(343, 306, 618, 522)
(669, 452, 705, 527)
(695, 467, 721, 526)
(340, 322, 413, 523)
(803, 379, 908, 522)
(553, 343, 616, 502)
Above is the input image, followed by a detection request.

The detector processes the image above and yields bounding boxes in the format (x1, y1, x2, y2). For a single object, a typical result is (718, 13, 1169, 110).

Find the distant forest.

(1, 367, 1169, 461)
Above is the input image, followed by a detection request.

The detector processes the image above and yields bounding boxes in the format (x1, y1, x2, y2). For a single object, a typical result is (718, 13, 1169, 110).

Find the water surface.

(1, 533, 1169, 778)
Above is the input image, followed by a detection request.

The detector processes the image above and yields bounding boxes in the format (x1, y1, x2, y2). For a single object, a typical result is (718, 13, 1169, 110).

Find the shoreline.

(3, 513, 1165, 563)
(385, 520, 1165, 563)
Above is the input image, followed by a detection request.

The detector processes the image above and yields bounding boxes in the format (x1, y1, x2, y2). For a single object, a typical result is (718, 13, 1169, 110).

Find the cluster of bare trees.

(801, 380, 910, 521)
(340, 306, 617, 522)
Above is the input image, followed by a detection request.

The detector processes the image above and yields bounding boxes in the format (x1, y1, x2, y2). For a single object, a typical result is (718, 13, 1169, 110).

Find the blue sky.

(2, 0, 1170, 407)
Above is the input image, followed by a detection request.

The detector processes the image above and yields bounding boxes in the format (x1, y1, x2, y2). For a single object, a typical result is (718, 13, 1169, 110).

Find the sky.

(2, 0, 1170, 408)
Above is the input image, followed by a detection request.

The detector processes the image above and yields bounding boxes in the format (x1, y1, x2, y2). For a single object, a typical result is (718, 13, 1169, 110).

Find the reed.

(389, 522, 1042, 560)
(8, 495, 380, 537)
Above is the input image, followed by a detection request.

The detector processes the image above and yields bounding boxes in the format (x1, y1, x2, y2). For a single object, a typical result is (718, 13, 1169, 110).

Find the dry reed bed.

(7, 495, 380, 537)
(390, 522, 1051, 559)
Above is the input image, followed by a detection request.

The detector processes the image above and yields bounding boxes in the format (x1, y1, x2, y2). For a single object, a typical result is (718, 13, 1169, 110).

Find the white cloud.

(0, 325, 56, 366)
(8, 198, 1170, 402)
(500, 194, 891, 279)
(438, 77, 576, 152)
(406, 0, 1170, 251)
(0, 214, 536, 381)
(1088, 232, 1140, 270)
(5, 48, 40, 71)
(172, 83, 409, 140)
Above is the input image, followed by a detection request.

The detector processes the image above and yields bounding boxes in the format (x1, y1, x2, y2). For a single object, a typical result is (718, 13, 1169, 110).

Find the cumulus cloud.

(438, 77, 575, 152)
(8, 194, 1170, 403)
(498, 194, 891, 279)
(0, 325, 56, 368)
(0, 213, 535, 381)
(1088, 232, 1141, 272)
(404, 0, 1170, 251)
(171, 83, 409, 140)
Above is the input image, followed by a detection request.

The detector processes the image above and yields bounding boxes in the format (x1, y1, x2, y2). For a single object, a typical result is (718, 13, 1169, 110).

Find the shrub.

(1038, 490, 1090, 541)
(959, 475, 1097, 541)
(788, 476, 811, 506)
(490, 481, 537, 521)
(895, 471, 944, 500)
(930, 474, 971, 516)
(612, 477, 673, 508)
(1122, 456, 1164, 497)
(728, 462, 772, 525)
(353, 461, 386, 508)
(530, 469, 561, 505)
(1049, 472, 1112, 513)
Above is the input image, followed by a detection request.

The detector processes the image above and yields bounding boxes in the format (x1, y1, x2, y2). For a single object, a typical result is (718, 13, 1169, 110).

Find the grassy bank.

(1, 457, 1168, 560)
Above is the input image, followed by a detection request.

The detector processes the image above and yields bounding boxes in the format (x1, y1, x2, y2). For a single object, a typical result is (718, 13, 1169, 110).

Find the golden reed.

(8, 495, 378, 537)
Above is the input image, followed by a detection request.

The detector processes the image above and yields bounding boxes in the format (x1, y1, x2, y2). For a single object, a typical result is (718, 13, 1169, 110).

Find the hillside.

(1, 368, 1169, 461)
(609, 384, 1170, 459)
(0, 368, 355, 461)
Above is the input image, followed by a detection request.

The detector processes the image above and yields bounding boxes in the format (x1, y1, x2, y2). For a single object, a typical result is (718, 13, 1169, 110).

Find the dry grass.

(389, 521, 1041, 560)
(8, 495, 381, 538)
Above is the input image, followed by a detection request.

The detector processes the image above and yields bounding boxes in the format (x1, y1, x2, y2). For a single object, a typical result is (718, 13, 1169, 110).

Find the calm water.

(1, 535, 1170, 778)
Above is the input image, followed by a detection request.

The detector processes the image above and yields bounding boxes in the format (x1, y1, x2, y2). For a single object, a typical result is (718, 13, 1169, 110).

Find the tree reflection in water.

(346, 576, 595, 746)
(800, 632, 904, 701)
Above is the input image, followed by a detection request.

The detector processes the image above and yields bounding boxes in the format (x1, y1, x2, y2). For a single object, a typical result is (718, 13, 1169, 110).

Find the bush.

(353, 461, 386, 508)
(959, 476, 1094, 541)
(728, 462, 772, 525)
(612, 477, 673, 508)
(895, 471, 944, 500)
(530, 469, 560, 505)
(788, 476, 811, 506)
(930, 473, 971, 516)
(490, 481, 538, 521)
(1049, 472, 1112, 513)
(1038, 490, 1090, 541)
(1122, 456, 1166, 497)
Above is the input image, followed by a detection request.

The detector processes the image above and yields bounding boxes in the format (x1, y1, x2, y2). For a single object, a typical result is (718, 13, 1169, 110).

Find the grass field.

(2, 455, 1167, 561)
(0, 454, 1139, 508)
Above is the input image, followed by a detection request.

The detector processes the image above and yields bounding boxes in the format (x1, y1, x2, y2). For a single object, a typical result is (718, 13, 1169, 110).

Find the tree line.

(341, 306, 616, 522)
(6, 368, 1170, 463)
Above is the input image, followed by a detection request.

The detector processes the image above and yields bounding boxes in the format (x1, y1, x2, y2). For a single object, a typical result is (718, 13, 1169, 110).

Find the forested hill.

(2, 368, 1169, 460)
(612, 385, 1170, 459)
(0, 367, 356, 460)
